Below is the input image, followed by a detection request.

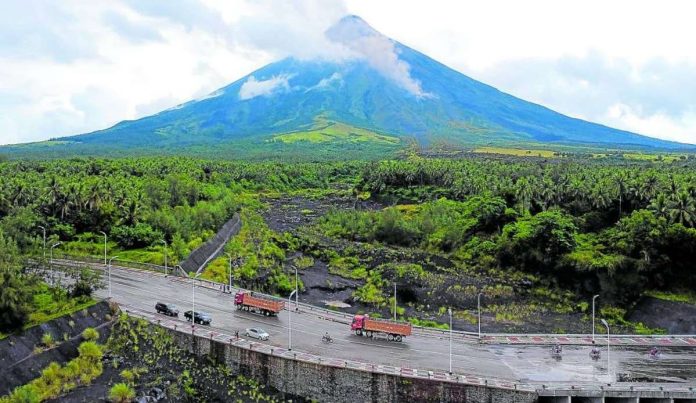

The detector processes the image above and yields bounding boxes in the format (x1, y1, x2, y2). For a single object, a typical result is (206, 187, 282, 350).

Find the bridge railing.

(37, 255, 696, 340)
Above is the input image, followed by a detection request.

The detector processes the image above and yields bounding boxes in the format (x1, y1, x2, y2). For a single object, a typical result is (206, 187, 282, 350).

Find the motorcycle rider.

(590, 340, 600, 357)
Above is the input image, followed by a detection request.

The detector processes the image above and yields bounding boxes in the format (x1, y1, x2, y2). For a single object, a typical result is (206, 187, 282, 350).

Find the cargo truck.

(234, 291, 285, 316)
(350, 314, 412, 342)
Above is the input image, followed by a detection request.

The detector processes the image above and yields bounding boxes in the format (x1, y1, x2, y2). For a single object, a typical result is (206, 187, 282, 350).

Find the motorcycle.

(322, 334, 334, 344)
(589, 349, 601, 360)
(550, 345, 563, 359)
(648, 348, 661, 359)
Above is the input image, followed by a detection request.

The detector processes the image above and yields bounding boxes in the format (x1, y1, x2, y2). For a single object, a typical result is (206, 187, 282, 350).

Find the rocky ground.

(261, 196, 608, 334)
(50, 315, 296, 402)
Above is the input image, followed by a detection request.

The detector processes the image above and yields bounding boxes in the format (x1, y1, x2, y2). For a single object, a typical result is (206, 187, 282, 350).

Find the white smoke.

(348, 33, 429, 97)
(238, 74, 292, 100)
(324, 15, 430, 98)
(222, 1, 429, 98)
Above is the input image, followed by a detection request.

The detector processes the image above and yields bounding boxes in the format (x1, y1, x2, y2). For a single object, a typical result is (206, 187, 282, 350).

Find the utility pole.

(38, 226, 46, 260)
(99, 231, 107, 266)
(294, 265, 299, 310)
(289, 290, 297, 350)
(477, 292, 483, 340)
(50, 242, 61, 284)
(160, 240, 168, 276)
(601, 319, 611, 380)
(108, 256, 119, 299)
(225, 253, 233, 292)
(448, 307, 453, 374)
(393, 283, 397, 321)
(592, 294, 599, 341)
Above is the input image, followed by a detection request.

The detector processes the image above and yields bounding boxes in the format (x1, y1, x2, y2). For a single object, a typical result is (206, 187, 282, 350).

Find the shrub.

(41, 332, 55, 348)
(109, 383, 135, 403)
(120, 369, 135, 384)
(82, 327, 99, 342)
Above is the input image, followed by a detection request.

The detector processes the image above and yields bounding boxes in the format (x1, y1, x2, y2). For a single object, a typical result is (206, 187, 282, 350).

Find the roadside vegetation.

(1, 154, 696, 332)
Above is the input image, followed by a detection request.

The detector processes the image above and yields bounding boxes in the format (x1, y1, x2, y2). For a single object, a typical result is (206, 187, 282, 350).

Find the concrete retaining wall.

(179, 213, 241, 273)
(0, 301, 114, 395)
(164, 326, 536, 403)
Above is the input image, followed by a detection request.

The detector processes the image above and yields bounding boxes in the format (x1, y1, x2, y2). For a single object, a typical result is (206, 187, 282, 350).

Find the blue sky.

(1, 0, 695, 145)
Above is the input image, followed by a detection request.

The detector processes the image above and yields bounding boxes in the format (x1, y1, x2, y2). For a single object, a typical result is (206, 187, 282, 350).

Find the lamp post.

(50, 242, 61, 284)
(192, 271, 203, 329)
(38, 226, 46, 260)
(600, 319, 610, 380)
(225, 253, 233, 292)
(393, 283, 397, 321)
(99, 231, 107, 266)
(477, 292, 483, 340)
(592, 294, 599, 341)
(160, 240, 168, 276)
(288, 290, 297, 351)
(448, 307, 453, 374)
(108, 256, 119, 299)
(294, 265, 299, 310)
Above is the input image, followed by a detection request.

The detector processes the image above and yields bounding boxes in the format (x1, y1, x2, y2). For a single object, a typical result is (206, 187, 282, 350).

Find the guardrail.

(36, 256, 696, 342)
(120, 303, 536, 393)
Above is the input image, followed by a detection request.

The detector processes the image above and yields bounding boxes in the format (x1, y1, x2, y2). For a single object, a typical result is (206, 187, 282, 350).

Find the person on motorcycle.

(590, 340, 600, 356)
(649, 346, 660, 357)
(553, 344, 562, 354)
(323, 332, 332, 342)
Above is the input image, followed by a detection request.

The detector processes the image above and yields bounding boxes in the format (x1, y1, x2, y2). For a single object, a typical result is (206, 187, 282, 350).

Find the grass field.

(473, 146, 558, 158)
(271, 121, 400, 145)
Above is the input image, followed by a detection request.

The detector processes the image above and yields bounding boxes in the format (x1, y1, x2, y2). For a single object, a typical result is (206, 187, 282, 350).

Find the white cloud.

(1, 0, 695, 145)
(306, 72, 343, 92)
(326, 16, 429, 97)
(238, 75, 292, 100)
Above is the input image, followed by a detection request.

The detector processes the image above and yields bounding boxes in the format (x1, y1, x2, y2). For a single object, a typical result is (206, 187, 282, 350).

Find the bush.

(82, 327, 99, 342)
(41, 332, 55, 348)
(109, 383, 135, 403)
(111, 224, 163, 248)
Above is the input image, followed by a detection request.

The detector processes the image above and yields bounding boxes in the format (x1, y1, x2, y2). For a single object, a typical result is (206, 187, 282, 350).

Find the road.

(92, 265, 696, 385)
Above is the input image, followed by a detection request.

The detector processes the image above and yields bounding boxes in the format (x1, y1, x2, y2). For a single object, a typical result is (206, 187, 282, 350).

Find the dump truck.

(234, 291, 285, 316)
(350, 314, 412, 342)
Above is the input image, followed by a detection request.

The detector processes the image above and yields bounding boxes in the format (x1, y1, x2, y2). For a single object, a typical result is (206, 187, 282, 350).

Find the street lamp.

(99, 231, 107, 266)
(448, 307, 453, 374)
(288, 290, 297, 350)
(600, 319, 610, 379)
(592, 294, 600, 341)
(393, 283, 397, 321)
(50, 242, 61, 284)
(294, 265, 299, 310)
(108, 256, 119, 299)
(477, 292, 483, 340)
(38, 226, 46, 260)
(225, 253, 233, 292)
(160, 240, 168, 276)
(191, 271, 203, 329)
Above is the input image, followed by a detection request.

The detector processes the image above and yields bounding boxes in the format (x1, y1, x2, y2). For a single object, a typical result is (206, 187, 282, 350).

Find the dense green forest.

(1, 155, 695, 332)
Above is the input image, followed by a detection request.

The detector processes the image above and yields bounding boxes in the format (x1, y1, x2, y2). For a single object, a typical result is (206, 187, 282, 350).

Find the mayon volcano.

(5, 16, 688, 157)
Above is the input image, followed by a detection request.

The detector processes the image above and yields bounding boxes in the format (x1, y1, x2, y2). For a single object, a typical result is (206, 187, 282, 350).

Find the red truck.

(350, 314, 412, 342)
(234, 291, 285, 316)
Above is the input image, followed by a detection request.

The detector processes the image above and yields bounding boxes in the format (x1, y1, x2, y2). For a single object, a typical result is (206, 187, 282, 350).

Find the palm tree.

(668, 191, 696, 227)
(648, 193, 669, 219)
(615, 174, 628, 217)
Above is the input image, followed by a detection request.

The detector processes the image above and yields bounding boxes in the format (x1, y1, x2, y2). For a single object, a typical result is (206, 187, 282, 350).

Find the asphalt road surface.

(95, 266, 696, 384)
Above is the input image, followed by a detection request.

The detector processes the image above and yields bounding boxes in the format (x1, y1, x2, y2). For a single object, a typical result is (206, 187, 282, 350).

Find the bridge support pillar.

(606, 398, 638, 403)
(539, 397, 571, 403)
(571, 397, 602, 403)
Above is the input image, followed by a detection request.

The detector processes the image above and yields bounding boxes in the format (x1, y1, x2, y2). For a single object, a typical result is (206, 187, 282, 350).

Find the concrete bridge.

(44, 259, 696, 402)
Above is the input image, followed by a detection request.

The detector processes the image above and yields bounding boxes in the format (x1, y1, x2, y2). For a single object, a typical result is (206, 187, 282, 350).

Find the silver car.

(244, 327, 270, 341)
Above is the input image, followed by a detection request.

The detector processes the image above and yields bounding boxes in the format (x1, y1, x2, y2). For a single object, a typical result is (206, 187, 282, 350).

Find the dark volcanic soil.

(263, 195, 383, 234)
(262, 196, 631, 334)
